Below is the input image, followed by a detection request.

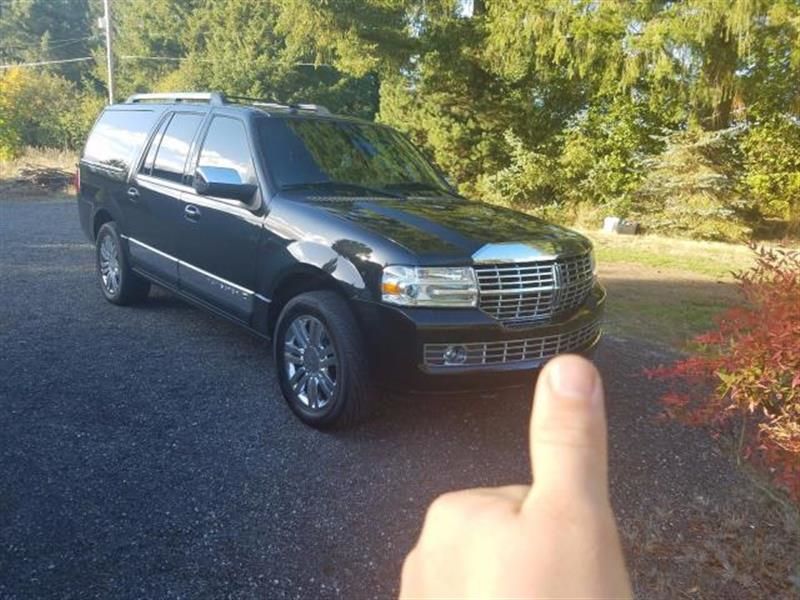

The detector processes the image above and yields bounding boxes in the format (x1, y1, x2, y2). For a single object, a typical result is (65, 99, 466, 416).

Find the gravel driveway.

(0, 197, 745, 599)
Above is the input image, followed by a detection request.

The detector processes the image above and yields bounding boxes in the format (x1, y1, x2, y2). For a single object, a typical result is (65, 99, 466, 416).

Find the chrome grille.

(474, 253, 594, 325)
(424, 320, 600, 368)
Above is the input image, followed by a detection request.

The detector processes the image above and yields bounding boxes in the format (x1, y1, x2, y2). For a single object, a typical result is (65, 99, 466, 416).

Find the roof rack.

(123, 91, 332, 115)
(293, 103, 331, 115)
(223, 94, 283, 105)
(224, 94, 331, 115)
(125, 92, 225, 105)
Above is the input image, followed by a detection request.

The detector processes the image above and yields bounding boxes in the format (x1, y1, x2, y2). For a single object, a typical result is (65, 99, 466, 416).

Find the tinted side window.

(140, 116, 170, 175)
(83, 109, 158, 172)
(197, 116, 256, 184)
(151, 113, 203, 183)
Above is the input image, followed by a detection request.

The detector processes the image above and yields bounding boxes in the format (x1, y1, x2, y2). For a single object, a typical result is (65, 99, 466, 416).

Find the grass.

(585, 230, 758, 279)
(587, 230, 799, 348)
(605, 292, 734, 349)
(585, 231, 761, 348)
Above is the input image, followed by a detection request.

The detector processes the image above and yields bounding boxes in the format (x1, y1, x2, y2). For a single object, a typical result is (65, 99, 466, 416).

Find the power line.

(119, 55, 189, 61)
(2, 35, 99, 50)
(118, 55, 214, 63)
(0, 56, 94, 69)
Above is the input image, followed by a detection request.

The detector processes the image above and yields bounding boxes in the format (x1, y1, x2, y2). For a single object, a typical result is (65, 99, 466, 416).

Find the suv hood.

(304, 195, 591, 261)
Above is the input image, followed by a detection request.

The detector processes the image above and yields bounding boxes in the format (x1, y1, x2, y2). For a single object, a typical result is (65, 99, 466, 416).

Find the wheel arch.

(261, 238, 375, 337)
(92, 208, 114, 241)
(264, 265, 357, 337)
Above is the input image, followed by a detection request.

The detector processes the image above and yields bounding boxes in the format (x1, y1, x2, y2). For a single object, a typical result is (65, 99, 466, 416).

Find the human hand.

(400, 354, 633, 599)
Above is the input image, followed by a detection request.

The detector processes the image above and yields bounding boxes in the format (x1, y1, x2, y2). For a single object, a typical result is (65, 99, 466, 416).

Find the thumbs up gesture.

(400, 355, 633, 599)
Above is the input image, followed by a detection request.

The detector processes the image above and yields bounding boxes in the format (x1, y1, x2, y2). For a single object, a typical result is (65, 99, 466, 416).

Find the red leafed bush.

(649, 245, 800, 503)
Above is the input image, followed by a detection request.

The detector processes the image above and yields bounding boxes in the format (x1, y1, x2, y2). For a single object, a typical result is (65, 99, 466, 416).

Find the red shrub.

(648, 245, 800, 503)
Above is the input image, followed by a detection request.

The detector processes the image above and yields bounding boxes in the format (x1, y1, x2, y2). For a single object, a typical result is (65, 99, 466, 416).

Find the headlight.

(381, 266, 478, 307)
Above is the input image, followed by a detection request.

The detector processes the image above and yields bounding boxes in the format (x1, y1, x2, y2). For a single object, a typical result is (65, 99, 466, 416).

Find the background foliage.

(1, 0, 799, 238)
(649, 246, 800, 503)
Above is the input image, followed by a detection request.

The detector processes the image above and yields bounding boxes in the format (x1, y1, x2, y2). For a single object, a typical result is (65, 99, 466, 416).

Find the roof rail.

(224, 94, 284, 106)
(225, 94, 331, 115)
(124, 92, 225, 105)
(123, 91, 332, 114)
(294, 103, 331, 115)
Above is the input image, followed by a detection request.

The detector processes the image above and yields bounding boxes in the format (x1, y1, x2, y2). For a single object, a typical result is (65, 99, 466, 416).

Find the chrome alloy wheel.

(283, 315, 339, 410)
(99, 234, 122, 295)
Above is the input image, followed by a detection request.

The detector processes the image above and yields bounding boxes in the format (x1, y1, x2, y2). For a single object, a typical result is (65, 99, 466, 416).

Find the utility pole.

(101, 0, 114, 104)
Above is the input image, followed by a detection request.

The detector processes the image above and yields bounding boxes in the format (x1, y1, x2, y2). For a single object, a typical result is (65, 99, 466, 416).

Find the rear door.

(127, 111, 205, 285)
(174, 114, 263, 321)
(79, 108, 159, 240)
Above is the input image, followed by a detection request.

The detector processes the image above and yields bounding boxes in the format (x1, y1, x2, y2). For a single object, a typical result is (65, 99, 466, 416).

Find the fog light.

(443, 345, 467, 365)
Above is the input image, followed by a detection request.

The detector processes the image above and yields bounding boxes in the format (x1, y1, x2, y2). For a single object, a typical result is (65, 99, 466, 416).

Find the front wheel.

(274, 290, 378, 429)
(95, 222, 150, 305)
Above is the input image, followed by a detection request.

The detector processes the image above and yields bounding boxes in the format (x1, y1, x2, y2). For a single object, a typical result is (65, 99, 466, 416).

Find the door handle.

(184, 204, 201, 222)
(126, 187, 140, 201)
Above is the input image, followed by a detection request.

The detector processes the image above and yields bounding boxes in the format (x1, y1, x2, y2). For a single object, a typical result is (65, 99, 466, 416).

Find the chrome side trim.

(124, 235, 176, 262)
(124, 235, 270, 302)
(135, 173, 193, 195)
(124, 235, 179, 283)
(179, 259, 253, 295)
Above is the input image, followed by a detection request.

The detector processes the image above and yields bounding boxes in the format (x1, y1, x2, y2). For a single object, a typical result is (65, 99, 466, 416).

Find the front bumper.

(354, 282, 605, 393)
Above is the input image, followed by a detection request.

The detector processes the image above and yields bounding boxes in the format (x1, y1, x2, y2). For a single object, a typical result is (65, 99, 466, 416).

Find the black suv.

(77, 92, 605, 428)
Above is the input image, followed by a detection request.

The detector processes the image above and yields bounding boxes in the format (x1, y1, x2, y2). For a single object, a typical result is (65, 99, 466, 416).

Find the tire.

(95, 221, 150, 305)
(273, 290, 378, 429)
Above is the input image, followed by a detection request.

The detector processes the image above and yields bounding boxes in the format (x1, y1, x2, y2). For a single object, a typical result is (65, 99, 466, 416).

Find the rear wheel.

(95, 222, 150, 305)
(274, 290, 378, 429)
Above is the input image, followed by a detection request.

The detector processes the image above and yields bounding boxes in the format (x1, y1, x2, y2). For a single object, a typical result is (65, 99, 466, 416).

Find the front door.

(174, 114, 263, 322)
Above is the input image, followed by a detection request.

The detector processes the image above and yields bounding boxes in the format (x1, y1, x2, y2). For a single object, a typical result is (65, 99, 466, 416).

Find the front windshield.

(258, 117, 449, 194)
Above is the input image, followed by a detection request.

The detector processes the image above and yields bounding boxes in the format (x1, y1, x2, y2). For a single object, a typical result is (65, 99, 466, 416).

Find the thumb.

(524, 354, 609, 507)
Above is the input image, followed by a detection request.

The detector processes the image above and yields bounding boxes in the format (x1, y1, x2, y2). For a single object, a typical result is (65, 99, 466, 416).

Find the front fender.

(254, 239, 376, 336)
(282, 240, 368, 297)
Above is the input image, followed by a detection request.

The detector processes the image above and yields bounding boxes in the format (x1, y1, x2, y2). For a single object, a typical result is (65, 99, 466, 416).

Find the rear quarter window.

(83, 109, 159, 172)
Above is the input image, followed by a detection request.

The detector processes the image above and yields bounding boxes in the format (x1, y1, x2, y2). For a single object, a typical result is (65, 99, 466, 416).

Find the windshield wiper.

(281, 181, 401, 198)
(383, 181, 452, 195)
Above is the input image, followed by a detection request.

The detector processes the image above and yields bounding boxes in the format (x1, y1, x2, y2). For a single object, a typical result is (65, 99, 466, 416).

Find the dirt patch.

(623, 488, 800, 599)
(0, 148, 76, 198)
(0, 165, 73, 197)
(599, 262, 741, 349)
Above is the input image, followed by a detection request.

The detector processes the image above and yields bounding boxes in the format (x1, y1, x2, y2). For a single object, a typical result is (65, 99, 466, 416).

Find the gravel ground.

(0, 198, 746, 599)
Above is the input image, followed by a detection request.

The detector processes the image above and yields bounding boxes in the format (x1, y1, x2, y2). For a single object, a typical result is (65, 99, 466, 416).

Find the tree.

(0, 66, 95, 157)
(484, 0, 800, 131)
(274, 0, 418, 77)
(741, 117, 800, 229)
(110, 0, 380, 118)
(110, 0, 201, 98)
(2, 0, 799, 240)
(633, 128, 754, 241)
(0, 0, 96, 84)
